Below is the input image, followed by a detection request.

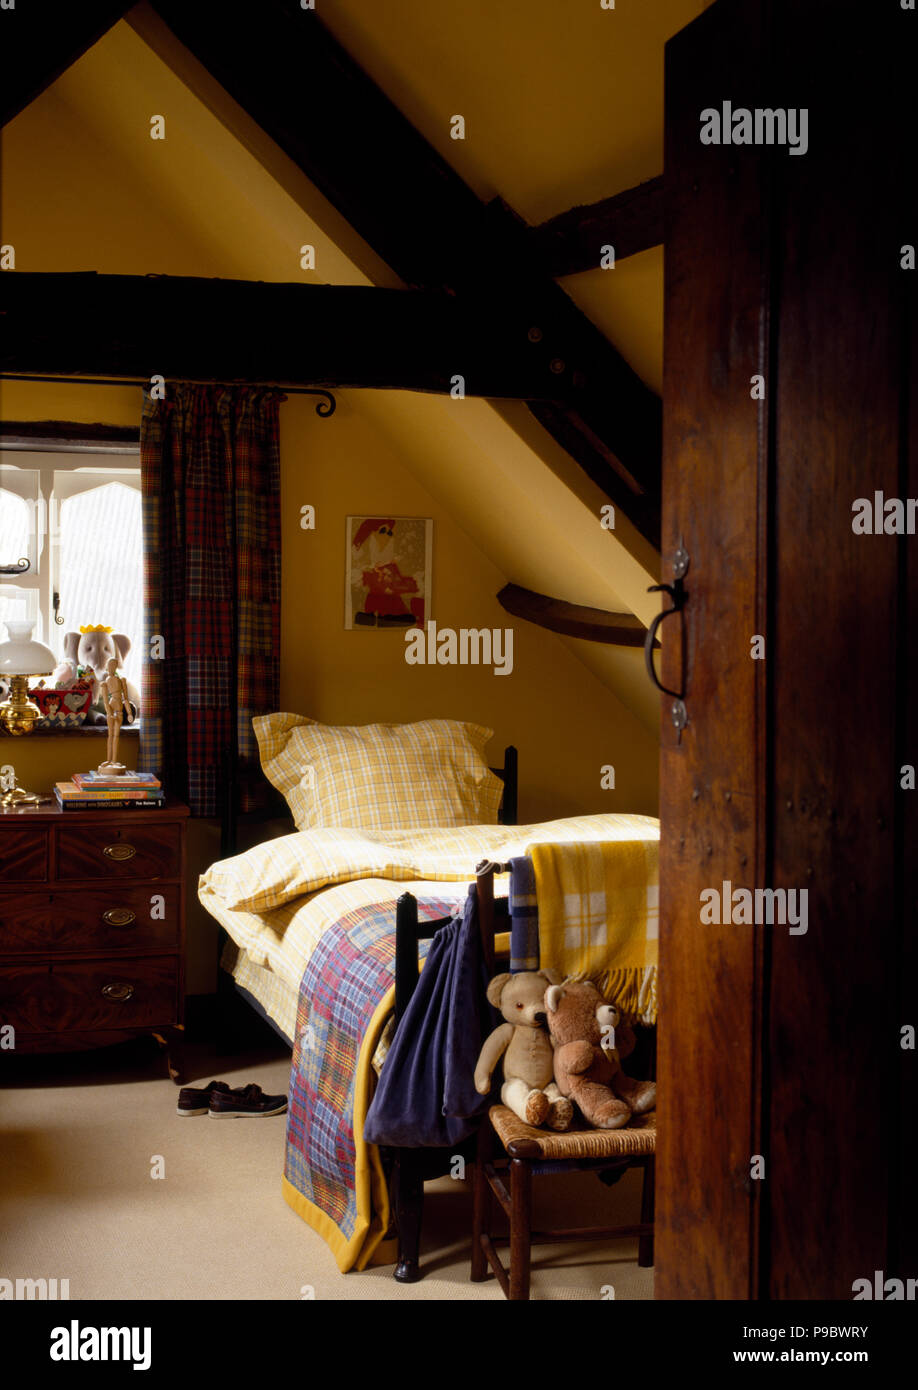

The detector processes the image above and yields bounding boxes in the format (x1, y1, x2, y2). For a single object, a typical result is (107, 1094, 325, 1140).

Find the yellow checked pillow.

(252, 713, 504, 831)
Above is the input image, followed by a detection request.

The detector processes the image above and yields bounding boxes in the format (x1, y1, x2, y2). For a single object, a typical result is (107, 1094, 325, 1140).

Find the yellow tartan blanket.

(528, 839, 659, 1022)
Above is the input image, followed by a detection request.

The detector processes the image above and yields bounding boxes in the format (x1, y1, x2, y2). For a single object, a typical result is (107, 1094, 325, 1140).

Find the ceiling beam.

(149, 0, 661, 546)
(0, 0, 134, 128)
(0, 271, 572, 399)
(529, 176, 665, 278)
(497, 583, 657, 649)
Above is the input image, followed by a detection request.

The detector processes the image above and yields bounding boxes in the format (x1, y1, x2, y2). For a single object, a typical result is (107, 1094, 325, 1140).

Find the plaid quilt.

(282, 895, 458, 1273)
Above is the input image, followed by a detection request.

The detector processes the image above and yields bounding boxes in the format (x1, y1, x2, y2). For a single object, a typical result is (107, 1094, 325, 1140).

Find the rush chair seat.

(470, 860, 656, 1301)
(470, 1107, 656, 1300)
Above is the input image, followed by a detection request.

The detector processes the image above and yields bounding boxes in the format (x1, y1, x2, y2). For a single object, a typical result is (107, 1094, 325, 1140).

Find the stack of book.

(54, 771, 164, 810)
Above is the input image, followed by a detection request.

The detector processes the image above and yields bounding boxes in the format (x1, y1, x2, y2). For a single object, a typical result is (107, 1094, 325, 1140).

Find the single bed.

(200, 715, 659, 1275)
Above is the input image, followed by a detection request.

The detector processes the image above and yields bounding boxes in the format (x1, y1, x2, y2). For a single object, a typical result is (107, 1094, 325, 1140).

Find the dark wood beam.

(0, 272, 571, 400)
(528, 401, 660, 545)
(0, 420, 140, 452)
(529, 176, 665, 278)
(497, 583, 655, 649)
(0, 1, 134, 128)
(149, 0, 661, 546)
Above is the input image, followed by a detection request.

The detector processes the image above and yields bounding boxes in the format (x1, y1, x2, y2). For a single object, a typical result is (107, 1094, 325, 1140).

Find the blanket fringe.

(563, 964, 658, 1026)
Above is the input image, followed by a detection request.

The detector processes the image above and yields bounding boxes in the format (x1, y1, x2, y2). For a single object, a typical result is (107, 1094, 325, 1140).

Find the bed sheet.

(199, 811, 659, 993)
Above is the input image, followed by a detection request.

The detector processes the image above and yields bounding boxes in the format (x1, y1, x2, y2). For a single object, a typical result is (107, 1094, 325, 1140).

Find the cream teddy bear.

(474, 970, 574, 1130)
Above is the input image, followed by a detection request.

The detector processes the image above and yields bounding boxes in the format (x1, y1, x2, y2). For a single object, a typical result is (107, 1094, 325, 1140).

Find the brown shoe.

(176, 1080, 233, 1117)
(208, 1083, 287, 1118)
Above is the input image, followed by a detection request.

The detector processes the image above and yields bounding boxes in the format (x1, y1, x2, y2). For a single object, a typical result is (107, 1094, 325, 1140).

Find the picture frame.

(345, 515, 432, 630)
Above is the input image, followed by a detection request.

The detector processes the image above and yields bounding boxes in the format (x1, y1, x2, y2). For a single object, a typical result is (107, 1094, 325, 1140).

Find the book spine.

(75, 777, 161, 789)
(55, 801, 164, 811)
(59, 788, 164, 801)
(54, 793, 164, 810)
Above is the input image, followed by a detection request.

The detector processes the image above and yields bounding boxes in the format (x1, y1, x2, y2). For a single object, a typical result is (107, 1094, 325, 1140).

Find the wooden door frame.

(655, 0, 915, 1300)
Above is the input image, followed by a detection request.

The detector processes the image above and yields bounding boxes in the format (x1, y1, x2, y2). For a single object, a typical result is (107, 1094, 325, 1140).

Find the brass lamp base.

(0, 674, 42, 736)
(0, 783, 44, 808)
(0, 672, 49, 805)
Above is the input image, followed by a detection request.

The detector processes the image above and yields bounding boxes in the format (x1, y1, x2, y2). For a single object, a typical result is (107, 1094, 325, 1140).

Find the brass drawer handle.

(102, 908, 136, 927)
(101, 982, 135, 1002)
(103, 843, 136, 862)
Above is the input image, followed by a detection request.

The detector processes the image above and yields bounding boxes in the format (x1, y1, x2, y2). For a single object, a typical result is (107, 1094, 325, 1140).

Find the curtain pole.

(0, 375, 336, 418)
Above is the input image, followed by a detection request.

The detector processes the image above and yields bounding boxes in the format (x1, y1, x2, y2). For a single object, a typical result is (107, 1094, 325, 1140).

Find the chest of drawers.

(0, 800, 189, 1080)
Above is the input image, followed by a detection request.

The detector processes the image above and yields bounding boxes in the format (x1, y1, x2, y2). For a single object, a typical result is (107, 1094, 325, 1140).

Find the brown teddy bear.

(474, 970, 575, 1130)
(545, 980, 656, 1130)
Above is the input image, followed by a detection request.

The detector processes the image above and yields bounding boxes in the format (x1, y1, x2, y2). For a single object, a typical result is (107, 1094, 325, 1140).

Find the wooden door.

(656, 0, 916, 1299)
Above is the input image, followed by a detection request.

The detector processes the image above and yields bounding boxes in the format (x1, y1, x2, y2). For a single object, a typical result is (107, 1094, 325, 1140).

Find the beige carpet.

(0, 1036, 654, 1302)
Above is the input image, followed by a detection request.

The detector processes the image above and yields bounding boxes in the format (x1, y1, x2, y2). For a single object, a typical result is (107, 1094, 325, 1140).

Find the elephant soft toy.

(51, 627, 140, 723)
(545, 980, 656, 1130)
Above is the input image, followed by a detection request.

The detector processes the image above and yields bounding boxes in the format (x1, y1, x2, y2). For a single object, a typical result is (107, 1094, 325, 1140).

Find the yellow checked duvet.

(199, 812, 660, 1008)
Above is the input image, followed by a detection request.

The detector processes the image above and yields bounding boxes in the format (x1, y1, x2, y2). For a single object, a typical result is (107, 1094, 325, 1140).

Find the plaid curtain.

(139, 385, 283, 817)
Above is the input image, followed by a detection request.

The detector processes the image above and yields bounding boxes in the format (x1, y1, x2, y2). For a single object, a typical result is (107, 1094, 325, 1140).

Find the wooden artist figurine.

(98, 657, 134, 775)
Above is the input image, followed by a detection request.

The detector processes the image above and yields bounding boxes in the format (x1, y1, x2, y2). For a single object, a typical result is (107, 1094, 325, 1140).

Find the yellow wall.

(1, 41, 660, 990)
(278, 391, 657, 822)
(4, 733, 138, 796)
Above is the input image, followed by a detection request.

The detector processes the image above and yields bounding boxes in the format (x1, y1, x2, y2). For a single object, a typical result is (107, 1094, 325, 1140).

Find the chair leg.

(509, 1158, 532, 1301)
(638, 1158, 655, 1267)
(393, 1152, 424, 1283)
(470, 1124, 491, 1282)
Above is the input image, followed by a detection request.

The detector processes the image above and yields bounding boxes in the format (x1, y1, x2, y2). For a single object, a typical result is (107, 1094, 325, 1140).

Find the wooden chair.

(470, 860, 656, 1300)
(388, 749, 518, 1283)
(389, 889, 482, 1282)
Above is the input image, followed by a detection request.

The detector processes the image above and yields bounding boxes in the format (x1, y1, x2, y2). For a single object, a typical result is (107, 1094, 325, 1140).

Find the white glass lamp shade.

(0, 621, 57, 677)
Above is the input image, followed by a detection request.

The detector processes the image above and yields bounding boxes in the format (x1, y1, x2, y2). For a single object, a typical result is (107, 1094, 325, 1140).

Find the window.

(0, 449, 143, 697)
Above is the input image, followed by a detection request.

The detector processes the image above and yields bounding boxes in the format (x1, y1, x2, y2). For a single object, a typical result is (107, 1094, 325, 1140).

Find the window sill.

(2, 725, 141, 739)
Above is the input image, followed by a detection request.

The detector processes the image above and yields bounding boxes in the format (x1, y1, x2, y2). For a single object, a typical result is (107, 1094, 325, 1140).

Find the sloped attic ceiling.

(0, 0, 709, 732)
(317, 0, 711, 399)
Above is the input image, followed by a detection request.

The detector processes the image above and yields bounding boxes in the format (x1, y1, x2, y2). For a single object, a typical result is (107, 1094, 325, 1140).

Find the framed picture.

(345, 516, 432, 630)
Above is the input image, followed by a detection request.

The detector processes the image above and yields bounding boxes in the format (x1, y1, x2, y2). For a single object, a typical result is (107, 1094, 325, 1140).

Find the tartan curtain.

(139, 385, 283, 817)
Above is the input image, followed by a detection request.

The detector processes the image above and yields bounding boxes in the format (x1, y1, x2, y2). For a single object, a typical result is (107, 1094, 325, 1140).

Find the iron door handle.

(645, 545, 690, 736)
(644, 582, 686, 701)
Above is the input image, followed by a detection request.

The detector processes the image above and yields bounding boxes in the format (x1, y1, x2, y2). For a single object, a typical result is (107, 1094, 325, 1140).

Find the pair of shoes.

(176, 1080, 232, 1116)
(176, 1080, 287, 1118)
(210, 1083, 287, 1118)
